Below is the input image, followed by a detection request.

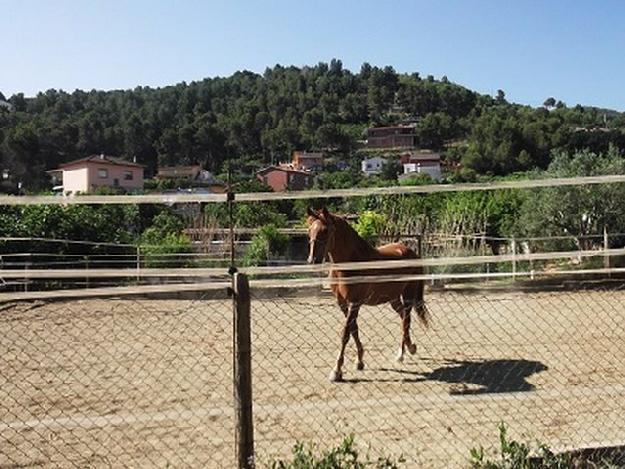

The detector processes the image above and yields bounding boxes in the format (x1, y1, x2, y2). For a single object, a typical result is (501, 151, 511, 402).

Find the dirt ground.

(1, 288, 625, 468)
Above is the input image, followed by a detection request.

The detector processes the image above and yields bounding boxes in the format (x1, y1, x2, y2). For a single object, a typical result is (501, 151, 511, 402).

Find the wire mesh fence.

(2, 280, 625, 467)
(0, 293, 235, 468)
(248, 285, 625, 467)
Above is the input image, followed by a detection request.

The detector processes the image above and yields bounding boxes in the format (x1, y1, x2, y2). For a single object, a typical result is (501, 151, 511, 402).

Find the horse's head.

(306, 206, 336, 264)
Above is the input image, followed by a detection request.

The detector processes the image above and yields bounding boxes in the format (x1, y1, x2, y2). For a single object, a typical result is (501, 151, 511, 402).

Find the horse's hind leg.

(339, 299, 364, 371)
(391, 299, 416, 363)
(330, 303, 361, 382)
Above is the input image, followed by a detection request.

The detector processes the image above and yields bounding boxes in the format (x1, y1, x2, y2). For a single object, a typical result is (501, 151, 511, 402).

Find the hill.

(1, 59, 624, 191)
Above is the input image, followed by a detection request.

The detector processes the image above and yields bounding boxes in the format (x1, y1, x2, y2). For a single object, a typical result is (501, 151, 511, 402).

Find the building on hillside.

(366, 124, 417, 149)
(47, 154, 144, 195)
(155, 165, 226, 192)
(291, 151, 324, 171)
(361, 156, 387, 176)
(400, 152, 442, 180)
(256, 166, 314, 192)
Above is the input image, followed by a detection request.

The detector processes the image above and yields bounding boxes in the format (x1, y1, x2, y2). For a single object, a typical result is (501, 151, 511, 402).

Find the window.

(98, 168, 108, 178)
(124, 170, 133, 181)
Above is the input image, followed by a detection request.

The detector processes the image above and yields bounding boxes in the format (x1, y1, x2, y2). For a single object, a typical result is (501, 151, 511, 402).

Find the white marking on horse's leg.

(396, 347, 405, 363)
(329, 369, 343, 382)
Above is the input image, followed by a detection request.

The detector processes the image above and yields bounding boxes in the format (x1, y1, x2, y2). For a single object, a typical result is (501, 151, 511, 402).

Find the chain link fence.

(249, 284, 625, 467)
(0, 293, 234, 468)
(2, 280, 625, 467)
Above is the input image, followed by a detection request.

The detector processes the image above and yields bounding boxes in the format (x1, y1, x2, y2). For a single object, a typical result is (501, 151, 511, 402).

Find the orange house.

(257, 166, 314, 192)
(48, 154, 144, 194)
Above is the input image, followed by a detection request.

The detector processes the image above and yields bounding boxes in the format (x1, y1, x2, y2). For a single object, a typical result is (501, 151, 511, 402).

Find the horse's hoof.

(408, 343, 417, 355)
(356, 362, 365, 371)
(396, 351, 405, 363)
(329, 370, 343, 382)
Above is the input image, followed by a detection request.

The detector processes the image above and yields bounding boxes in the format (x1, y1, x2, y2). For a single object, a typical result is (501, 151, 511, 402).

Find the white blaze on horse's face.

(307, 218, 332, 264)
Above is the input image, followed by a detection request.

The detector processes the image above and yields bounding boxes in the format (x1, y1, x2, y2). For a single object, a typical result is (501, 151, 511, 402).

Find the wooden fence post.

(233, 272, 254, 468)
(511, 237, 517, 281)
(604, 226, 610, 277)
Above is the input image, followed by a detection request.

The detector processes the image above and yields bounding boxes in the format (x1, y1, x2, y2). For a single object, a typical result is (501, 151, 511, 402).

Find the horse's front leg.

(339, 299, 364, 371)
(330, 304, 360, 382)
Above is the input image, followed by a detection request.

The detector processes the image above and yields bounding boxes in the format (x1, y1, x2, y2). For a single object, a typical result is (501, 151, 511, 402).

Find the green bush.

(139, 211, 191, 267)
(270, 435, 404, 469)
(467, 423, 621, 469)
(243, 224, 287, 267)
(353, 210, 387, 244)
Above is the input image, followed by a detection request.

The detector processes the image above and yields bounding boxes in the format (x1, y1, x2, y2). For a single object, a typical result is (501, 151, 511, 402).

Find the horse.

(306, 207, 429, 382)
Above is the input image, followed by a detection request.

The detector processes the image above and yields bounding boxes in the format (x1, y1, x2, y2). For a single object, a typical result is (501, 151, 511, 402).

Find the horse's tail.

(414, 280, 431, 329)
(415, 299, 430, 329)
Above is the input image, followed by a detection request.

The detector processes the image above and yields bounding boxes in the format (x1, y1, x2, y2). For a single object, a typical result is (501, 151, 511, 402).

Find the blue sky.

(2, 0, 625, 110)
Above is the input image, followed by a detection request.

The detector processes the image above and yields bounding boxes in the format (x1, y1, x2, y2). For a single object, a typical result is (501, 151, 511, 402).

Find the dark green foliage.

(0, 204, 140, 243)
(4, 60, 623, 194)
(139, 210, 191, 267)
(242, 224, 287, 267)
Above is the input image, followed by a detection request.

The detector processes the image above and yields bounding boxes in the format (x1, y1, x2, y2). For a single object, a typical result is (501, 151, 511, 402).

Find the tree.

(543, 97, 556, 109)
(380, 158, 401, 181)
(518, 148, 625, 249)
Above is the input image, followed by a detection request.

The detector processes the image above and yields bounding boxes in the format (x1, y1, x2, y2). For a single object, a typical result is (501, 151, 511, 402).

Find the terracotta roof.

(410, 153, 441, 162)
(156, 165, 202, 179)
(257, 165, 311, 176)
(56, 154, 145, 169)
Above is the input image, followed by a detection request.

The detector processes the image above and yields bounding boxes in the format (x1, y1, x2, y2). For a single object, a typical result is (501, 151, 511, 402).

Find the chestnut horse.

(306, 207, 429, 382)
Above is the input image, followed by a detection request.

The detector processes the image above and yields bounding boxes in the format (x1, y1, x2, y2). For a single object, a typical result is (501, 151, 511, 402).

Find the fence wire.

(0, 294, 234, 468)
(250, 286, 625, 467)
(2, 283, 625, 467)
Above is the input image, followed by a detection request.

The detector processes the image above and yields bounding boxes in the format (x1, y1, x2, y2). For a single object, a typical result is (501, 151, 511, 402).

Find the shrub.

(139, 211, 191, 267)
(469, 423, 600, 469)
(243, 224, 287, 267)
(353, 211, 387, 244)
(270, 435, 404, 469)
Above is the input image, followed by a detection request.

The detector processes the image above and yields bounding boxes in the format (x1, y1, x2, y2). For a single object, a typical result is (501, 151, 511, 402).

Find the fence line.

(3, 265, 625, 303)
(1, 246, 624, 280)
(2, 174, 625, 206)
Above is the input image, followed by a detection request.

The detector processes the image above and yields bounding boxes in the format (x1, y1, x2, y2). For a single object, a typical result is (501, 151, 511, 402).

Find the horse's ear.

(306, 206, 317, 218)
(321, 206, 330, 219)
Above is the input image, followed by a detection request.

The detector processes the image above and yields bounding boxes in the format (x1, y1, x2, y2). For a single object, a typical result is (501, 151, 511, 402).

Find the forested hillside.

(1, 59, 625, 191)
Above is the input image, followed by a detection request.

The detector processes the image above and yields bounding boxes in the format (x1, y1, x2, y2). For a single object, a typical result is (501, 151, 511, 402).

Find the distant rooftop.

(56, 154, 145, 169)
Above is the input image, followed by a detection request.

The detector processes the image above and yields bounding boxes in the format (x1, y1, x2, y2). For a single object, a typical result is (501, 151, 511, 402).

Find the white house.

(401, 153, 441, 180)
(361, 156, 387, 176)
(48, 154, 145, 194)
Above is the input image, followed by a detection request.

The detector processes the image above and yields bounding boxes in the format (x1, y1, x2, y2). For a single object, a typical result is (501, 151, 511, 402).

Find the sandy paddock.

(1, 288, 625, 468)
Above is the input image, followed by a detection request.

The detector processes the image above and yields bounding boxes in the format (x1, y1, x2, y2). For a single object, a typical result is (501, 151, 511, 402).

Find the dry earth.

(1, 288, 625, 468)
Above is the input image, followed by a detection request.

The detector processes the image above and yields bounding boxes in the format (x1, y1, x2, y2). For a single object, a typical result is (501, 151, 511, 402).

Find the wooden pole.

(604, 226, 610, 277)
(511, 237, 517, 281)
(233, 272, 254, 468)
(136, 246, 141, 284)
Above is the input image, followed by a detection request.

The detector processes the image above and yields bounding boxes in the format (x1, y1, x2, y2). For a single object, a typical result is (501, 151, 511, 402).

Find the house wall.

(367, 127, 416, 149)
(85, 163, 144, 192)
(259, 171, 288, 192)
(361, 157, 387, 175)
(403, 163, 442, 180)
(62, 167, 90, 194)
(258, 170, 313, 192)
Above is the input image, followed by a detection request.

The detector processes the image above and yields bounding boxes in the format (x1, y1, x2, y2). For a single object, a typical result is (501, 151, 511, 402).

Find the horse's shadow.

(345, 358, 548, 394)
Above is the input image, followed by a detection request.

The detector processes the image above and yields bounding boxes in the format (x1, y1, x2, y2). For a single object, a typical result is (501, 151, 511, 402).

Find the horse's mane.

(331, 214, 377, 259)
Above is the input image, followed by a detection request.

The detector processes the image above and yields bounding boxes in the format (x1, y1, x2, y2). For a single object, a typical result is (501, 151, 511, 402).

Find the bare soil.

(1, 288, 625, 468)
